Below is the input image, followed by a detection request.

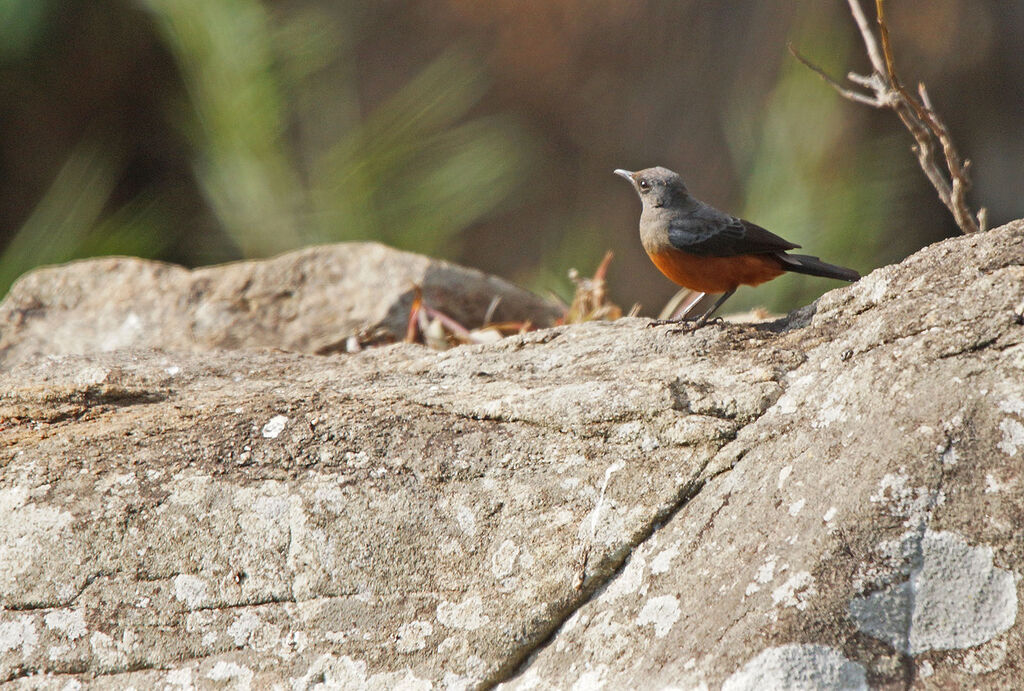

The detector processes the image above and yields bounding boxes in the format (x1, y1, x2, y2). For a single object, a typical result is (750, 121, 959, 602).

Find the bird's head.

(614, 167, 690, 208)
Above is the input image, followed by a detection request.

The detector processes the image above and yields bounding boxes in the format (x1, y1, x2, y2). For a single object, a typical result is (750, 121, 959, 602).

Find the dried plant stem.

(790, 0, 986, 234)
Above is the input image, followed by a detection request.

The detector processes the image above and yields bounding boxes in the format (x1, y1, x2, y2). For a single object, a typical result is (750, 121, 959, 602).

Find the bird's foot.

(646, 319, 681, 328)
(664, 316, 724, 334)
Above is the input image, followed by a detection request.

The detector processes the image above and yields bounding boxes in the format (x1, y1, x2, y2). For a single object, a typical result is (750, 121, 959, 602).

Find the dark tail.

(775, 253, 860, 282)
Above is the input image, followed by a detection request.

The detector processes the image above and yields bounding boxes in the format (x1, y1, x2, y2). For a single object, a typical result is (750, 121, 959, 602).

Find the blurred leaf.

(0, 137, 172, 297)
(78, 194, 175, 260)
(310, 49, 530, 256)
(138, 0, 308, 256)
(0, 0, 55, 61)
(139, 2, 528, 262)
(0, 139, 120, 294)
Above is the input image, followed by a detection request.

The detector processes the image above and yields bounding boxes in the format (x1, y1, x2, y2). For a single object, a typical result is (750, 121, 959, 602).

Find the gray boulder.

(1, 223, 1022, 689)
(0, 243, 561, 364)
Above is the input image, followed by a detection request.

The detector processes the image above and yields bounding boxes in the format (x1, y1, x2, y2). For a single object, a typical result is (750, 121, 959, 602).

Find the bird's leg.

(676, 292, 708, 320)
(666, 289, 736, 333)
(647, 292, 707, 327)
(693, 289, 736, 326)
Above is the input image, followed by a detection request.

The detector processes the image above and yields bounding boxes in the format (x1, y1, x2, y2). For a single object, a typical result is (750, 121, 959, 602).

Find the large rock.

(1, 222, 1022, 689)
(0, 243, 561, 364)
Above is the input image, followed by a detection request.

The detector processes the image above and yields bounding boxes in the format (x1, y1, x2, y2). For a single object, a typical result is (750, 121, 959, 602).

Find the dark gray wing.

(667, 203, 800, 257)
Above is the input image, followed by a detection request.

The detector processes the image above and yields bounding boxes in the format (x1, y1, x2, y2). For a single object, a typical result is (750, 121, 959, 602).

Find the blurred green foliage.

(2, 1, 1014, 312)
(1, 0, 530, 295)
(724, 31, 906, 313)
(0, 0, 55, 61)
(0, 137, 174, 292)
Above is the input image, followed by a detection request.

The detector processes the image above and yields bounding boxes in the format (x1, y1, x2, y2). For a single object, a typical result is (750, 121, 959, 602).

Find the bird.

(615, 166, 859, 325)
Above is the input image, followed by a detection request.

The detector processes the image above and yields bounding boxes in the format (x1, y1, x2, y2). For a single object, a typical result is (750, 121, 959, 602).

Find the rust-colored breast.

(647, 248, 785, 293)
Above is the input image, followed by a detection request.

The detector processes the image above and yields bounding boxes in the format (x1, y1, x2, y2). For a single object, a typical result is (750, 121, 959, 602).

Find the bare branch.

(789, 0, 986, 234)
(847, 0, 887, 75)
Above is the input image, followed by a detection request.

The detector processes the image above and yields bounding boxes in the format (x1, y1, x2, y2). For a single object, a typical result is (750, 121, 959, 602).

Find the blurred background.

(1, 0, 1022, 316)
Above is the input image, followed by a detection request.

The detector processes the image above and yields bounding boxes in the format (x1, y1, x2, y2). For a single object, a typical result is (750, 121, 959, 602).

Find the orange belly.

(647, 248, 785, 293)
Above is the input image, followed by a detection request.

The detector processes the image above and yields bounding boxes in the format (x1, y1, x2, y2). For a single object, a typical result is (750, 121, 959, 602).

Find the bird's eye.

(638, 179, 650, 190)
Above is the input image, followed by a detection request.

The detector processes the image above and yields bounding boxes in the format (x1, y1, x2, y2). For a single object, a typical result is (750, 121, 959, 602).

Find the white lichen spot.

(579, 502, 625, 546)
(747, 555, 779, 597)
(776, 375, 814, 415)
(443, 671, 476, 691)
(862, 274, 889, 304)
(44, 609, 87, 641)
(165, 667, 194, 688)
(0, 487, 74, 598)
(997, 418, 1024, 456)
(569, 664, 610, 691)
(869, 473, 943, 527)
(454, 504, 477, 537)
(261, 414, 289, 439)
(0, 615, 38, 657)
(721, 644, 867, 691)
(962, 639, 1008, 675)
(436, 595, 490, 631)
(788, 498, 806, 517)
(650, 544, 679, 575)
(292, 654, 432, 690)
(491, 540, 521, 579)
(815, 401, 846, 428)
(984, 474, 1006, 494)
(227, 610, 261, 647)
(604, 554, 646, 600)
(165, 365, 181, 376)
(772, 571, 817, 611)
(636, 595, 681, 638)
(998, 395, 1024, 415)
(777, 465, 793, 490)
(465, 654, 488, 679)
(849, 530, 1017, 655)
(173, 574, 208, 609)
(207, 661, 254, 690)
(279, 630, 309, 659)
(581, 461, 625, 545)
(823, 507, 838, 523)
(89, 631, 128, 668)
(757, 555, 778, 584)
(918, 660, 934, 678)
(396, 621, 433, 654)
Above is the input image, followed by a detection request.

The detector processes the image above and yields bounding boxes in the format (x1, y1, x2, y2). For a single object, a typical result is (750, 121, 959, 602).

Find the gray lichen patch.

(849, 529, 1018, 655)
(721, 644, 868, 691)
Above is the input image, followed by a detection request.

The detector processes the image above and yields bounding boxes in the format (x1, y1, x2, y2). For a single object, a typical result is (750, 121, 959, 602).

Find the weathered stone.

(0, 243, 561, 365)
(1, 222, 1022, 689)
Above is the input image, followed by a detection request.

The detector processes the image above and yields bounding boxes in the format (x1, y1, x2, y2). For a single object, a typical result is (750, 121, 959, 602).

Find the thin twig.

(790, 0, 986, 234)
(847, 0, 886, 75)
(787, 44, 883, 107)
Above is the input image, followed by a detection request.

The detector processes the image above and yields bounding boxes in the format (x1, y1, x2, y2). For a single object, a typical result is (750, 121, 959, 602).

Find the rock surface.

(1, 223, 1023, 689)
(0, 243, 561, 364)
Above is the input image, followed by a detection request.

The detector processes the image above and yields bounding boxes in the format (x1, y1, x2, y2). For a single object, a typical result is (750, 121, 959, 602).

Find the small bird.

(615, 166, 859, 324)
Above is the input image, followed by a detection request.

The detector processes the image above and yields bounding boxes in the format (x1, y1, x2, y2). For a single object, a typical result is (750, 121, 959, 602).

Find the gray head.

(614, 166, 690, 208)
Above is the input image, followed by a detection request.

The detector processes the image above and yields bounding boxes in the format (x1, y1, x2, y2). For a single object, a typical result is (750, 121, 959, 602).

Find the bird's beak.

(613, 169, 634, 181)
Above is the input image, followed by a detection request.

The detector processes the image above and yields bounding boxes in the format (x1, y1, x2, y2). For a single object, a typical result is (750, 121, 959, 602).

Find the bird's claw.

(663, 316, 724, 334)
